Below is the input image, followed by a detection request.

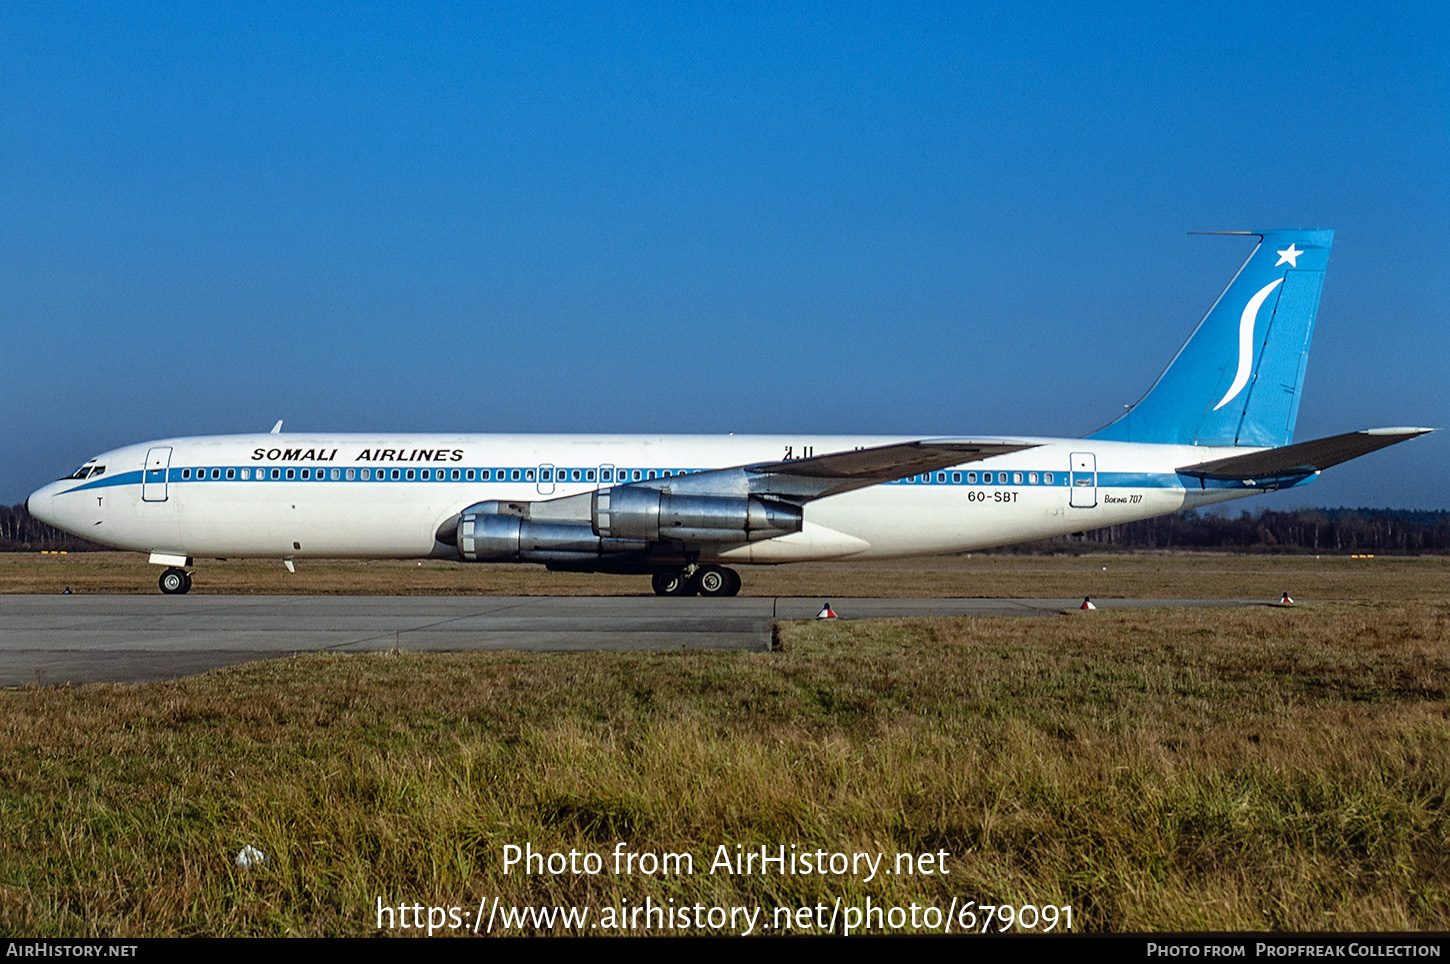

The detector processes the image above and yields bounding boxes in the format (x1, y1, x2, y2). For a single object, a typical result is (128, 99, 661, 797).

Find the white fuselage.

(28, 432, 1275, 564)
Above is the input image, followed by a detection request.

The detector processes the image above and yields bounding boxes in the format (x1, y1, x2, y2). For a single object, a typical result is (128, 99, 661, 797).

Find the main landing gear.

(650, 564, 742, 597)
(158, 567, 192, 594)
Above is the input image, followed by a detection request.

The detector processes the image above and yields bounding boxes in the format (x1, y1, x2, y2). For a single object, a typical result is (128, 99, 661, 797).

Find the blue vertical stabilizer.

(1090, 229, 1332, 447)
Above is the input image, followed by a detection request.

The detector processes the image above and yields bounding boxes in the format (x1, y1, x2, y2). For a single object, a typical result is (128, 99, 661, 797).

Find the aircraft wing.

(443, 434, 1044, 542)
(1176, 428, 1434, 482)
(657, 439, 1040, 503)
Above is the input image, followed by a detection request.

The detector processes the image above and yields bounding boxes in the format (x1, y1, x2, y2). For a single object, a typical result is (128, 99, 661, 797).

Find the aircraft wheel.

(651, 571, 697, 596)
(695, 565, 741, 597)
(159, 567, 191, 595)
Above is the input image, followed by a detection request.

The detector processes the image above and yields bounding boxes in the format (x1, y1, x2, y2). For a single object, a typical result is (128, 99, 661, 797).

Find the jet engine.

(449, 485, 803, 563)
(592, 487, 801, 542)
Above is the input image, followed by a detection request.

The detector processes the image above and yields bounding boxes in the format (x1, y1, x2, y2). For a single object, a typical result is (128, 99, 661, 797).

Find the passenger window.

(967, 472, 977, 483)
(952, 472, 961, 483)
(227, 469, 236, 480)
(511, 470, 521, 481)
(586, 469, 596, 481)
(240, 468, 250, 480)
(647, 471, 656, 479)
(1045, 472, 1054, 484)
(572, 469, 581, 481)
(271, 469, 280, 480)
(541, 469, 551, 481)
(1028, 472, 1038, 484)
(346, 469, 355, 480)
(421, 469, 431, 481)
(1013, 472, 1023, 484)
(406, 470, 416, 481)
(391, 469, 401, 480)
(936, 472, 946, 483)
(524, 469, 535, 481)
(451, 469, 460, 481)
(286, 469, 295, 480)
(301, 469, 310, 480)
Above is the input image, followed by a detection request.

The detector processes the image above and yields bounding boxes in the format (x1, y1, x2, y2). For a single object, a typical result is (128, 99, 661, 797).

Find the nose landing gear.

(158, 567, 192, 594)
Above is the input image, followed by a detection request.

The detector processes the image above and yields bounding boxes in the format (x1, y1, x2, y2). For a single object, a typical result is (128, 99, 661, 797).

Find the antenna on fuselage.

(270, 420, 283, 434)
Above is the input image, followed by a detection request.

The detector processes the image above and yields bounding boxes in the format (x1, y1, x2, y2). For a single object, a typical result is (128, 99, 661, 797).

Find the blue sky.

(3, 2, 1446, 507)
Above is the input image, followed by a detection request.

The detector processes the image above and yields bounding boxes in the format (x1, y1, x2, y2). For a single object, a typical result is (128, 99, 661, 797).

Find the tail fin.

(1090, 229, 1332, 447)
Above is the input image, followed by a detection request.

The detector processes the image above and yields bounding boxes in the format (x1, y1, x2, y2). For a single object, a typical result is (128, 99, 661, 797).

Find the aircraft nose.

(26, 481, 64, 528)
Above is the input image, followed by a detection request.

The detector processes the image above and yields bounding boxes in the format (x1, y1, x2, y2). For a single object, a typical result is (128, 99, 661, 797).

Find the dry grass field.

(0, 552, 1446, 935)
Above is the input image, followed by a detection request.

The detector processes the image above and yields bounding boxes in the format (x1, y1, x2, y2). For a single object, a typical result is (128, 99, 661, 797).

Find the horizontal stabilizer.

(1177, 428, 1434, 481)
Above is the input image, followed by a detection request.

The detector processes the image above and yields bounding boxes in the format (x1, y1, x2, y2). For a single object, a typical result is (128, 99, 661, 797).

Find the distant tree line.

(0, 504, 104, 551)
(1045, 507, 1450, 554)
(4, 501, 1450, 554)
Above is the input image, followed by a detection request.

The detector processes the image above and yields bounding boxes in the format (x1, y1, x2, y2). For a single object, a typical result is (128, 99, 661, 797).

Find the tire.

(651, 571, 696, 596)
(695, 565, 742, 597)
(695, 566, 726, 596)
(159, 568, 191, 595)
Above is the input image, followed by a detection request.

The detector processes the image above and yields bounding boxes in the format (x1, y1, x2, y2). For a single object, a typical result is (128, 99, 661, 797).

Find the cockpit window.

(63, 462, 108, 481)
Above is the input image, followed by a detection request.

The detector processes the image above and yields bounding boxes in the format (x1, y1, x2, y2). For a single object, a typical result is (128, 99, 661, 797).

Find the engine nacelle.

(592, 487, 802, 542)
(456, 502, 647, 562)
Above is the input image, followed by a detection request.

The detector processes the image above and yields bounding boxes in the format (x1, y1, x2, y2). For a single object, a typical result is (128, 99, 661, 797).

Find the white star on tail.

(1276, 243, 1303, 267)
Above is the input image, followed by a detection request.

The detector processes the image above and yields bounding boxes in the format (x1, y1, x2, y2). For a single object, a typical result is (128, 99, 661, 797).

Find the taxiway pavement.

(0, 595, 1254, 686)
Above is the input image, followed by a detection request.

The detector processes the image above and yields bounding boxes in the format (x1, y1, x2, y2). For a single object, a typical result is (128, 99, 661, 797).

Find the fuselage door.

(536, 463, 555, 496)
(1069, 451, 1097, 508)
(142, 446, 173, 503)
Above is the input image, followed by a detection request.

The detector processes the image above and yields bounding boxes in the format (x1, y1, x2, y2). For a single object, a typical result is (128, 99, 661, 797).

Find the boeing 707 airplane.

(26, 229, 1431, 596)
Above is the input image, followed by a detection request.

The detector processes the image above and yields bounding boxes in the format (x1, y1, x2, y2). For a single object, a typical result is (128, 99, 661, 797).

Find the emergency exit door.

(1069, 451, 1097, 508)
(142, 447, 173, 502)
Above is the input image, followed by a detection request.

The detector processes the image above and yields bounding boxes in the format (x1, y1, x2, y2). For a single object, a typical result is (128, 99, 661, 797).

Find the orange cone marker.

(817, 602, 838, 619)
(1080, 597, 1096, 610)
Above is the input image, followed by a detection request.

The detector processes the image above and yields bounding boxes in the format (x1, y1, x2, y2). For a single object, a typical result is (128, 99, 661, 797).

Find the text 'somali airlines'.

(28, 230, 1432, 596)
